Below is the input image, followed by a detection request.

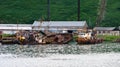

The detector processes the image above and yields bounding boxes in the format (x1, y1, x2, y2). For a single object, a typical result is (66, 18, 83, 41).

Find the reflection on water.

(0, 43, 120, 57)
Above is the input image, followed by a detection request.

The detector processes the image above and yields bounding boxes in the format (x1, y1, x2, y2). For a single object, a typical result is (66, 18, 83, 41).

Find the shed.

(32, 21, 88, 31)
(0, 24, 32, 34)
(94, 27, 119, 36)
(94, 27, 116, 31)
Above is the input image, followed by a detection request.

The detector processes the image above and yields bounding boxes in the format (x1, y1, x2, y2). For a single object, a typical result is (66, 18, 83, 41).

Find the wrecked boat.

(0, 34, 19, 44)
(15, 30, 73, 45)
(15, 31, 45, 45)
(76, 37, 103, 44)
(115, 38, 120, 43)
(42, 33, 73, 44)
(76, 32, 103, 44)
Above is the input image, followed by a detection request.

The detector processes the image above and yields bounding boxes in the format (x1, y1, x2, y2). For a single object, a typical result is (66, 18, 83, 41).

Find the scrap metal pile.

(0, 30, 104, 45)
(15, 30, 73, 45)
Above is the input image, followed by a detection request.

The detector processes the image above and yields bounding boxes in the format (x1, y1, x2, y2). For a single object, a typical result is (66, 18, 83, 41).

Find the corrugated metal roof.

(94, 27, 116, 31)
(32, 21, 87, 27)
(0, 27, 32, 30)
(0, 24, 32, 27)
(32, 27, 82, 30)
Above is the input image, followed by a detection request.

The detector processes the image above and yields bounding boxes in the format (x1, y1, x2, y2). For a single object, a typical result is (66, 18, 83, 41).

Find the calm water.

(0, 43, 120, 57)
(0, 43, 120, 67)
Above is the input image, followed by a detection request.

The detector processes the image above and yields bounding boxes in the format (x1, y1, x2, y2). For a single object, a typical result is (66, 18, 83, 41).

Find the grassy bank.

(1, 34, 15, 37)
(97, 35, 120, 42)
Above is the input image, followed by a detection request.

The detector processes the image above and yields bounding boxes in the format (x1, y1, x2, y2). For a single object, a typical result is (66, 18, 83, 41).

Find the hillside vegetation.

(0, 0, 120, 27)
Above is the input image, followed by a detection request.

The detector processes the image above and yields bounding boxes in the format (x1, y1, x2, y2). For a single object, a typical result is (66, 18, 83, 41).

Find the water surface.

(0, 43, 120, 67)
